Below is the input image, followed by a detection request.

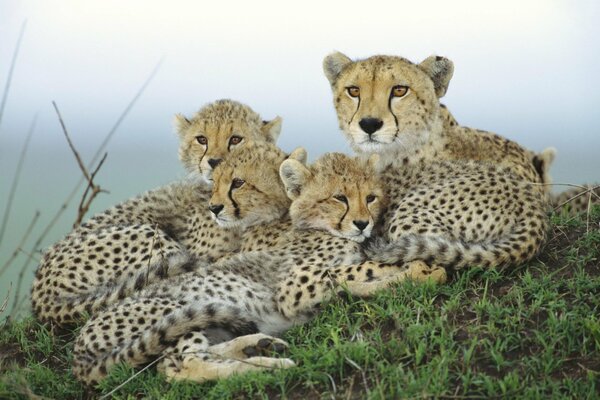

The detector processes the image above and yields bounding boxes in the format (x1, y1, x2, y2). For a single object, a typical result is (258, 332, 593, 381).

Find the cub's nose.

(209, 204, 224, 216)
(353, 220, 369, 231)
(208, 158, 223, 169)
(358, 118, 383, 135)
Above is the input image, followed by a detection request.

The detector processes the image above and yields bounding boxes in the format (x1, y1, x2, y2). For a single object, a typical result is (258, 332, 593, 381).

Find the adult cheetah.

(323, 52, 549, 269)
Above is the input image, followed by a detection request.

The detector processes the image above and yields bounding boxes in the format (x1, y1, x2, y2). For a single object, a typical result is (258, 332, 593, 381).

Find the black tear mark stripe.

(388, 91, 400, 138)
(349, 96, 361, 126)
(337, 203, 349, 230)
(228, 185, 240, 218)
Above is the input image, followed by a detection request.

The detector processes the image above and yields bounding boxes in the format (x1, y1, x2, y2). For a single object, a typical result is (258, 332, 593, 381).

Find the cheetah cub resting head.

(209, 141, 307, 229)
(280, 153, 386, 242)
(175, 99, 282, 183)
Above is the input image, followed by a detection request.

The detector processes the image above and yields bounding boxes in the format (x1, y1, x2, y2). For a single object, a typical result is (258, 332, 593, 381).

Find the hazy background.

(1, 0, 599, 317)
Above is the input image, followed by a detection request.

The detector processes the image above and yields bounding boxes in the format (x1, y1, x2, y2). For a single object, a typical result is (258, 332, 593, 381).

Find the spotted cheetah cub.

(31, 100, 281, 325)
(323, 52, 550, 269)
(72, 142, 444, 385)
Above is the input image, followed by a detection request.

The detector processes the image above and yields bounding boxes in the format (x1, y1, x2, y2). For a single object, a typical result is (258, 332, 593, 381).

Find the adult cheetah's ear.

(173, 113, 192, 137)
(280, 159, 312, 200)
(418, 56, 454, 98)
(323, 51, 353, 85)
(261, 116, 282, 143)
(287, 147, 308, 165)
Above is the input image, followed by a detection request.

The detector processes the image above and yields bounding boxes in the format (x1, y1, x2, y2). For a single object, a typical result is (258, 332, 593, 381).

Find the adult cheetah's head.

(280, 152, 386, 243)
(323, 52, 453, 156)
(175, 99, 282, 184)
(209, 141, 306, 230)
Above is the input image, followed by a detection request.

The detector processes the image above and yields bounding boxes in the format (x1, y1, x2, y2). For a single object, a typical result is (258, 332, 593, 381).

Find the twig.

(0, 211, 40, 278)
(552, 184, 600, 212)
(0, 114, 37, 249)
(14, 59, 164, 278)
(74, 152, 109, 227)
(0, 283, 11, 315)
(98, 354, 166, 400)
(52, 101, 109, 227)
(0, 20, 26, 133)
(4, 60, 163, 318)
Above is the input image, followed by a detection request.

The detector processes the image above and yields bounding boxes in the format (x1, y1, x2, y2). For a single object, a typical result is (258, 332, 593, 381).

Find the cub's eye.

(366, 194, 376, 203)
(229, 135, 243, 146)
(196, 135, 208, 145)
(333, 194, 348, 203)
(391, 85, 409, 98)
(231, 178, 245, 189)
(346, 86, 360, 98)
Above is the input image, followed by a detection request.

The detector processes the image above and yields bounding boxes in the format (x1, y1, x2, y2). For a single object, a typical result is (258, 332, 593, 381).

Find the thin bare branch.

(0, 283, 11, 315)
(0, 211, 40, 278)
(89, 57, 163, 169)
(5, 60, 163, 313)
(552, 184, 600, 212)
(0, 114, 37, 248)
(52, 101, 92, 181)
(0, 20, 26, 133)
(98, 354, 167, 400)
(16, 59, 164, 267)
(75, 152, 109, 227)
(53, 101, 110, 227)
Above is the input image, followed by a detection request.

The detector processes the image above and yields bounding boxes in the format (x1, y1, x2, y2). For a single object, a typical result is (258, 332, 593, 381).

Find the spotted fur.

(72, 144, 445, 385)
(323, 52, 550, 269)
(31, 100, 280, 325)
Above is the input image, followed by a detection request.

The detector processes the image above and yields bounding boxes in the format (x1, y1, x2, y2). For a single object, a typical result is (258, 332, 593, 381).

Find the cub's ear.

(323, 51, 353, 85)
(174, 113, 191, 137)
(261, 116, 282, 143)
(418, 56, 454, 98)
(287, 147, 308, 165)
(280, 159, 311, 200)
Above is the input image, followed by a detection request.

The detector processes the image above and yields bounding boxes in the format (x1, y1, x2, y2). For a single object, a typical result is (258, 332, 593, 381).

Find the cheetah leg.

(343, 260, 447, 297)
(160, 333, 295, 383)
(208, 333, 290, 359)
(277, 260, 447, 319)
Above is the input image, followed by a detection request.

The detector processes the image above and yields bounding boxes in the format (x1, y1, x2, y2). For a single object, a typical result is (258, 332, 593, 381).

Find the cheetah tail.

(364, 218, 548, 270)
(61, 252, 203, 322)
(73, 302, 258, 385)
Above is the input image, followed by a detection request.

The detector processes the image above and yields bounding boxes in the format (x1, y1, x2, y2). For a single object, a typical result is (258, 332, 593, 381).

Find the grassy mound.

(1, 207, 599, 399)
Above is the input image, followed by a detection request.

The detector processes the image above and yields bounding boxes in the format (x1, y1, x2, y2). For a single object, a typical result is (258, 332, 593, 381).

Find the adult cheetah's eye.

(346, 86, 360, 98)
(333, 194, 348, 203)
(229, 136, 243, 146)
(231, 178, 245, 189)
(391, 85, 409, 98)
(196, 135, 208, 145)
(366, 194, 376, 203)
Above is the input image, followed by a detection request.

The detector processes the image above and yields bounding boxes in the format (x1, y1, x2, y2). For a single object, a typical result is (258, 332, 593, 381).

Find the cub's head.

(280, 152, 385, 242)
(175, 99, 282, 183)
(323, 52, 453, 155)
(209, 141, 307, 229)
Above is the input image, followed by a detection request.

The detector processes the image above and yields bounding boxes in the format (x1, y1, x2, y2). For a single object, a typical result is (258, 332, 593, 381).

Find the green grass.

(1, 207, 599, 399)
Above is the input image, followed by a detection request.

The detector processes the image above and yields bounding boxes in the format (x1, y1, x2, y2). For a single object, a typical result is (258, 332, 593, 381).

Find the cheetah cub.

(31, 100, 281, 325)
(72, 142, 445, 385)
(323, 52, 550, 269)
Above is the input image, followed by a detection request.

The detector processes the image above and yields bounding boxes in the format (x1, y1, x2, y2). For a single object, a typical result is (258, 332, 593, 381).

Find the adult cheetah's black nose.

(353, 220, 369, 231)
(208, 158, 223, 169)
(209, 204, 224, 216)
(359, 118, 383, 135)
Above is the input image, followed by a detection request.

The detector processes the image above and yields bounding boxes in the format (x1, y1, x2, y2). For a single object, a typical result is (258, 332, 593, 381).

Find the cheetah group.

(31, 52, 597, 385)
